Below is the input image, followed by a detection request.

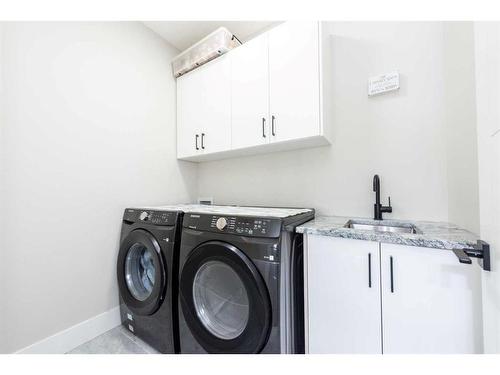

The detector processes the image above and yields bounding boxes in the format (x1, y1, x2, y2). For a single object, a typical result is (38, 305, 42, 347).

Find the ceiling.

(143, 21, 279, 51)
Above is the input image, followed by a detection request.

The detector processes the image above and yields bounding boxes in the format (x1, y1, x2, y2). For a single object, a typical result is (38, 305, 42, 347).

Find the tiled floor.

(67, 326, 159, 354)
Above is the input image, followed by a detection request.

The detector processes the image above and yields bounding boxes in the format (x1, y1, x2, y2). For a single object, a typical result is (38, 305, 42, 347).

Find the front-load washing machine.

(117, 207, 183, 353)
(177, 205, 314, 354)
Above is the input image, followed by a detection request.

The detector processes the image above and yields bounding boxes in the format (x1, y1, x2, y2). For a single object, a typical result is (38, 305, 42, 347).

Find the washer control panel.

(184, 214, 282, 238)
(123, 208, 178, 226)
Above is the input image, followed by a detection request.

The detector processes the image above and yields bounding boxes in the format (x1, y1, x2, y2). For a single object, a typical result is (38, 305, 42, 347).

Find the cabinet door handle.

(390, 256, 394, 293)
(271, 115, 276, 136)
(368, 253, 372, 288)
(262, 118, 266, 138)
(195, 134, 199, 150)
(201, 133, 205, 149)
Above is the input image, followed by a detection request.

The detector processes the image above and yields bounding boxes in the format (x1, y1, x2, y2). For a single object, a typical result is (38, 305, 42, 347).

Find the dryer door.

(180, 241, 272, 353)
(117, 229, 166, 316)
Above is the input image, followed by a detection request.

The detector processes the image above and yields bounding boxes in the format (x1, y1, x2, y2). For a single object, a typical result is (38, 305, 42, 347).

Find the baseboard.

(15, 306, 121, 354)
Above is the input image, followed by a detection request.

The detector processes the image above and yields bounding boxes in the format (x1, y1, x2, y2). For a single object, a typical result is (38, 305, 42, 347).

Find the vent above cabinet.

(171, 27, 241, 78)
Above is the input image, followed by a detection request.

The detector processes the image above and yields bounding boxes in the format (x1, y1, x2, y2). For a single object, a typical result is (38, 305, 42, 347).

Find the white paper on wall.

(368, 71, 400, 96)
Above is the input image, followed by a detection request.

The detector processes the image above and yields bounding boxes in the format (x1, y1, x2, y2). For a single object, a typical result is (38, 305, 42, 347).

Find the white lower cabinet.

(306, 236, 382, 353)
(380, 243, 483, 354)
(305, 235, 483, 354)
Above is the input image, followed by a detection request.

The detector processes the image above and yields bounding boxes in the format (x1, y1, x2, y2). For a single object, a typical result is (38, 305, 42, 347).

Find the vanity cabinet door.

(305, 235, 382, 353)
(380, 243, 483, 354)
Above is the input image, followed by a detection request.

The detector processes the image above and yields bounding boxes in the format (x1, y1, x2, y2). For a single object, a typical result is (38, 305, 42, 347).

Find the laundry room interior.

(1, 2, 500, 369)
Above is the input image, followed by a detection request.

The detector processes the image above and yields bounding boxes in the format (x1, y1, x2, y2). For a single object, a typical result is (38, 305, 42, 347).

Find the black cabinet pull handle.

(390, 256, 394, 293)
(262, 118, 266, 138)
(195, 134, 199, 150)
(368, 253, 372, 288)
(201, 133, 205, 149)
(271, 115, 276, 136)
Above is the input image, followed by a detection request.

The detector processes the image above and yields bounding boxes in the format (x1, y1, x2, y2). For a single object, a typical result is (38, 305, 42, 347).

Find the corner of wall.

(442, 21, 481, 234)
(0, 21, 7, 353)
(139, 22, 200, 205)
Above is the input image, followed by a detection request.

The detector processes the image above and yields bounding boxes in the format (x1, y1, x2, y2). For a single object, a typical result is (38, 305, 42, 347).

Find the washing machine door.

(180, 240, 272, 353)
(117, 229, 166, 316)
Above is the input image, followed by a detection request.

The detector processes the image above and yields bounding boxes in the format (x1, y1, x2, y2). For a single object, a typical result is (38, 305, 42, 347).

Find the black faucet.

(373, 174, 392, 220)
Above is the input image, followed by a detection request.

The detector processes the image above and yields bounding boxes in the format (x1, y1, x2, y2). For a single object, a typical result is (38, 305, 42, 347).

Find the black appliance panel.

(123, 208, 179, 226)
(183, 213, 282, 238)
(180, 228, 281, 264)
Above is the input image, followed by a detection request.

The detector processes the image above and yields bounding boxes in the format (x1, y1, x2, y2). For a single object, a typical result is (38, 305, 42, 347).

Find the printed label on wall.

(368, 71, 400, 96)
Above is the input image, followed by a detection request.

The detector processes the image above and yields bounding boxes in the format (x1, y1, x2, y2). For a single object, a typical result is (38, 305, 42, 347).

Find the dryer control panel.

(183, 214, 282, 238)
(123, 208, 179, 226)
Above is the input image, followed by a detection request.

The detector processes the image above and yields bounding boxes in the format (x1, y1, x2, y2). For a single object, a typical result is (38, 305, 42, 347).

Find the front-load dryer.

(117, 207, 183, 353)
(177, 205, 314, 354)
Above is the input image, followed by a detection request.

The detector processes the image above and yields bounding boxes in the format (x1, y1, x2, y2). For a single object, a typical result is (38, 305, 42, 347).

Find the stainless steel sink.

(344, 220, 421, 234)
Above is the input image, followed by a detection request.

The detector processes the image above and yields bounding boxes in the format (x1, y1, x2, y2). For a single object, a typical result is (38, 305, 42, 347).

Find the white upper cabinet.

(268, 22, 321, 143)
(176, 55, 231, 158)
(231, 32, 270, 149)
(198, 55, 232, 155)
(177, 65, 203, 159)
(176, 21, 332, 161)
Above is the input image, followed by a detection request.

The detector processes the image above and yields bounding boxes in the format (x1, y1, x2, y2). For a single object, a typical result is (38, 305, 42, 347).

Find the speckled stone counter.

(296, 216, 480, 250)
(133, 204, 313, 218)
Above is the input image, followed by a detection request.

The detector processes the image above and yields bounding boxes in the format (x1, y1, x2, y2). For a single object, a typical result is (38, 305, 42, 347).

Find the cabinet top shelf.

(297, 215, 480, 251)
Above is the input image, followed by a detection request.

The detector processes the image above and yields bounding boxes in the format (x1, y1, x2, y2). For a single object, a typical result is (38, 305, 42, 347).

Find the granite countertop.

(296, 216, 480, 250)
(136, 204, 313, 218)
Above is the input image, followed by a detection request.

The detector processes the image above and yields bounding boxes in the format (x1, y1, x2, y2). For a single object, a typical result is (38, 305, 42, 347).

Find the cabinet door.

(177, 68, 203, 158)
(380, 243, 483, 354)
(231, 33, 270, 149)
(199, 55, 232, 154)
(268, 22, 321, 143)
(306, 235, 382, 353)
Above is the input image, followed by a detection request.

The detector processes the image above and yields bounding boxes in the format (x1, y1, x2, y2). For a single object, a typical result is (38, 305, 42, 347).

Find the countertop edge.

(296, 216, 479, 251)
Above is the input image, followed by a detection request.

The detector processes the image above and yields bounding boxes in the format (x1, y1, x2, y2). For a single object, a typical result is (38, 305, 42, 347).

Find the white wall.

(474, 22, 500, 354)
(0, 22, 6, 349)
(443, 22, 480, 234)
(0, 22, 197, 353)
(198, 22, 479, 228)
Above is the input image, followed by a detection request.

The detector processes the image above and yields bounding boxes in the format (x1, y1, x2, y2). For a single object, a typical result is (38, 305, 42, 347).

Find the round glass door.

(125, 243, 156, 301)
(117, 229, 166, 316)
(193, 260, 250, 340)
(179, 240, 272, 353)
